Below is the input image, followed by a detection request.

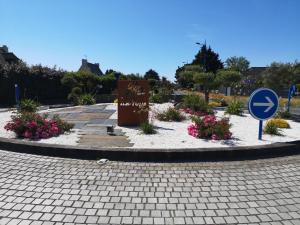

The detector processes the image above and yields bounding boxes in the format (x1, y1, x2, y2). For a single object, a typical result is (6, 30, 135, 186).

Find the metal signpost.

(14, 84, 20, 107)
(287, 84, 297, 112)
(248, 88, 279, 140)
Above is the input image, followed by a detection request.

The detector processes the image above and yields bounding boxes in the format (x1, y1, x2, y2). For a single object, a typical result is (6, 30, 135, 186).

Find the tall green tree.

(179, 65, 219, 102)
(225, 56, 250, 73)
(176, 65, 203, 88)
(144, 69, 160, 80)
(216, 69, 242, 96)
(193, 72, 219, 103)
(216, 70, 241, 87)
(192, 44, 223, 73)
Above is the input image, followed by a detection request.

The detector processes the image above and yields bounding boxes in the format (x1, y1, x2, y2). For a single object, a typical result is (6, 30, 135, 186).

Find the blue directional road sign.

(248, 88, 279, 121)
(248, 88, 279, 140)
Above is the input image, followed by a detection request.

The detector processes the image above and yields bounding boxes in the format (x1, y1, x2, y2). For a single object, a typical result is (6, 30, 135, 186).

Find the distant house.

(0, 45, 19, 65)
(78, 59, 103, 75)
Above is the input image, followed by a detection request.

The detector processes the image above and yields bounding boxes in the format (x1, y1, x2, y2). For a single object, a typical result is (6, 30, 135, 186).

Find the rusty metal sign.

(118, 80, 149, 126)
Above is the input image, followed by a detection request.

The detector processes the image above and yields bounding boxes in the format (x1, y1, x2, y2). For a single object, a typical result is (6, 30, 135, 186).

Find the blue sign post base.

(258, 120, 263, 140)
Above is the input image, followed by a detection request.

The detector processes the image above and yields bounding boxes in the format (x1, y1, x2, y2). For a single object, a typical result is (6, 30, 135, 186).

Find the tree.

(175, 65, 188, 88)
(225, 56, 250, 73)
(192, 44, 223, 73)
(122, 73, 143, 80)
(178, 65, 219, 102)
(193, 72, 219, 103)
(105, 69, 123, 80)
(176, 65, 203, 89)
(144, 69, 160, 80)
(216, 70, 242, 95)
(263, 62, 300, 92)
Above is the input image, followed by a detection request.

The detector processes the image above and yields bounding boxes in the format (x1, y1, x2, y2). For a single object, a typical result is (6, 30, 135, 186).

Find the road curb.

(0, 137, 299, 162)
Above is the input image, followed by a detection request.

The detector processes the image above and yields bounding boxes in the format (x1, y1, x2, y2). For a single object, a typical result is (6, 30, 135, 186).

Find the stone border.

(0, 137, 299, 162)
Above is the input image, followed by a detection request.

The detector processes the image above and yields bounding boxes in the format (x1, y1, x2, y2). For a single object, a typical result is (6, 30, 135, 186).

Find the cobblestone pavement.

(0, 150, 299, 225)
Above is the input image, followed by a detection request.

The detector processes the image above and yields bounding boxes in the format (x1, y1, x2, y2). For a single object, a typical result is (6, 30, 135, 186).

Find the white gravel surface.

(0, 109, 80, 146)
(109, 103, 300, 148)
(1, 104, 300, 148)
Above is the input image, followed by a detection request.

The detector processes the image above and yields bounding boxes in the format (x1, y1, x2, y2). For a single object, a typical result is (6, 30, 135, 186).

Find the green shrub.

(156, 108, 186, 122)
(264, 122, 281, 135)
(267, 119, 290, 129)
(150, 94, 164, 103)
(78, 94, 96, 105)
(67, 87, 82, 104)
(150, 88, 171, 103)
(182, 94, 210, 112)
(52, 114, 74, 132)
(275, 109, 291, 119)
(18, 99, 39, 113)
(0, 62, 68, 106)
(225, 100, 244, 116)
(140, 122, 156, 134)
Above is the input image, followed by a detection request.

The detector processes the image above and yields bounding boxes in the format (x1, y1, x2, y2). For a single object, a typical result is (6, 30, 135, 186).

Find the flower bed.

(4, 112, 74, 140)
(180, 108, 214, 117)
(188, 115, 232, 140)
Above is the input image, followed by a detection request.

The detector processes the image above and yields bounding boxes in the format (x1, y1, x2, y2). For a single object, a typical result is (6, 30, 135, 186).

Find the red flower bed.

(5, 112, 74, 140)
(188, 115, 232, 140)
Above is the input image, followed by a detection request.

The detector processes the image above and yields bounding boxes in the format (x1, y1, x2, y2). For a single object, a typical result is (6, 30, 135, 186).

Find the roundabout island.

(0, 100, 299, 161)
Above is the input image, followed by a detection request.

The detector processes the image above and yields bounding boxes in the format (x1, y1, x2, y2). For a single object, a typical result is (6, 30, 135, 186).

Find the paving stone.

(0, 150, 300, 224)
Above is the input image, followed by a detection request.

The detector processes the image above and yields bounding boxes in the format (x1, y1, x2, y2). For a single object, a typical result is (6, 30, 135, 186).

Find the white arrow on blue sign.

(248, 88, 279, 121)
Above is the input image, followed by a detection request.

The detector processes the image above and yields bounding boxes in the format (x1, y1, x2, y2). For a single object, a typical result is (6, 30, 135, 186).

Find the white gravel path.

(108, 103, 300, 148)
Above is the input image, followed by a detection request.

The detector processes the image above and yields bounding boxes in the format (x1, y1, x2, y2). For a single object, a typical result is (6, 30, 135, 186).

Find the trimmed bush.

(0, 62, 68, 106)
(150, 94, 165, 103)
(225, 100, 244, 116)
(208, 101, 221, 107)
(156, 108, 186, 122)
(140, 122, 156, 134)
(188, 115, 232, 140)
(150, 88, 171, 103)
(67, 87, 82, 104)
(267, 119, 290, 129)
(18, 99, 39, 113)
(78, 94, 96, 105)
(182, 94, 211, 113)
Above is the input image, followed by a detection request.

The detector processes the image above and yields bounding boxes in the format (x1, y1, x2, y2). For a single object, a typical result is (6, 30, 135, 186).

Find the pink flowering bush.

(4, 112, 74, 140)
(179, 94, 214, 116)
(188, 115, 232, 140)
(180, 108, 214, 117)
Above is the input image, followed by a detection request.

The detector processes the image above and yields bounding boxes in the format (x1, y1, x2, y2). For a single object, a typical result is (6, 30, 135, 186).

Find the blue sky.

(1, 0, 300, 80)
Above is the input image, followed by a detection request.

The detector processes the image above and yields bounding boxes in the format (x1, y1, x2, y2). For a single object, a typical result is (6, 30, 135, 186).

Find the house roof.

(0, 46, 19, 65)
(1, 52, 19, 63)
(78, 59, 103, 75)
